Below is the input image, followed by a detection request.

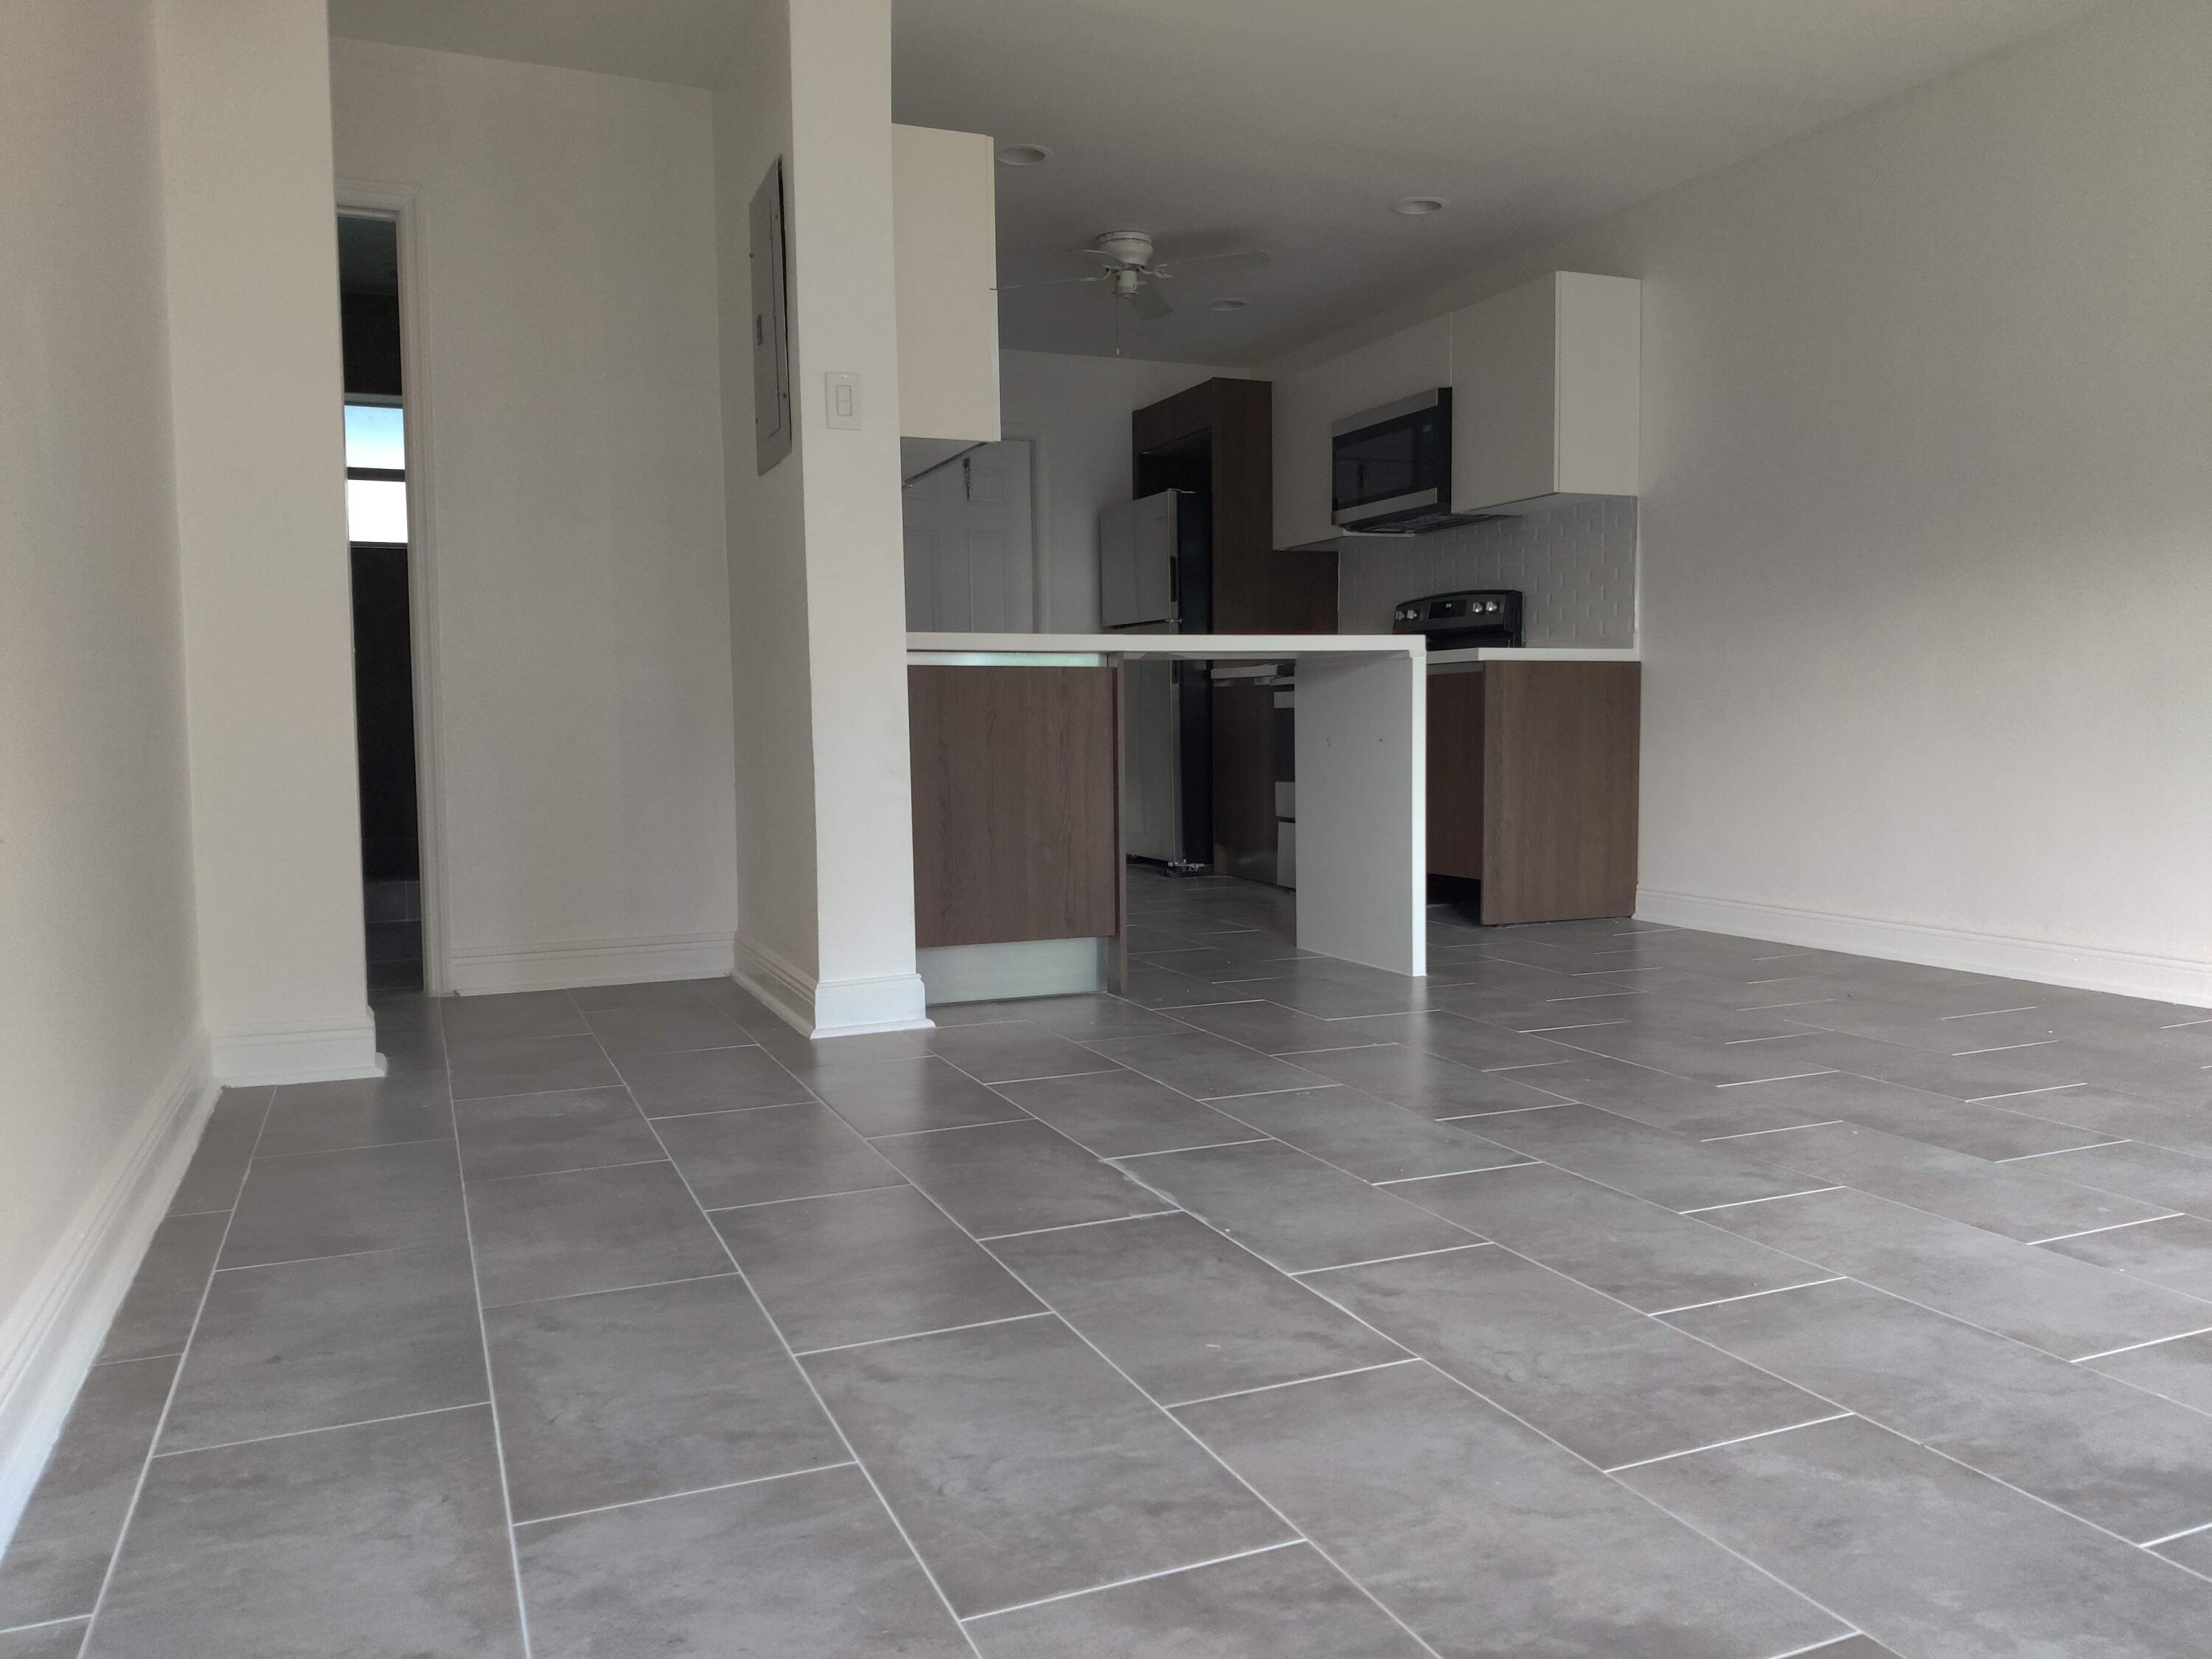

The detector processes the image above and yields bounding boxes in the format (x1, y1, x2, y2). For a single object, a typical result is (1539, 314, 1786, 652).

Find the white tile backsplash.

(1335, 495, 1637, 646)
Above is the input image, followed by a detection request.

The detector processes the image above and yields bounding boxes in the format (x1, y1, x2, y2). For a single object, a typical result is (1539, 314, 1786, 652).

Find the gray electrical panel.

(750, 157, 793, 473)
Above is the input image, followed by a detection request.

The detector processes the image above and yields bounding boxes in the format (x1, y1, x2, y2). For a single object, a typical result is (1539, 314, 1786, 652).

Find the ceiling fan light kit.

(998, 229, 1273, 333)
(995, 142, 1053, 167)
(1391, 195, 1448, 215)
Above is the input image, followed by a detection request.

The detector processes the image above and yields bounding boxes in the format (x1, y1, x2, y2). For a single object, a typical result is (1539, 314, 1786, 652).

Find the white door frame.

(1001, 420, 1052, 630)
(335, 180, 451, 995)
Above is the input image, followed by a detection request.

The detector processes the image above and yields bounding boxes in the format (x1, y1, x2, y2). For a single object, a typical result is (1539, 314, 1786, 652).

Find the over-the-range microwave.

(1331, 387, 1492, 535)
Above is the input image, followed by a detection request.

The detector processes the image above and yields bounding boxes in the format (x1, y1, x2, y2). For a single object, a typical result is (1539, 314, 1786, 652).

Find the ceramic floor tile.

(965, 1541, 1427, 1658)
(656, 1101, 902, 1209)
(452, 1086, 662, 1181)
(806, 1316, 1290, 1617)
(991, 1068, 1253, 1158)
(1212, 970, 1437, 1021)
(992, 1212, 1406, 1405)
(220, 1139, 464, 1269)
(1276, 1043, 1575, 1119)
(82, 1407, 522, 1658)
(987, 994, 1195, 1040)
(1206, 1088, 1527, 1183)
(0, 1357, 176, 1630)
(161, 1245, 483, 1454)
(1668, 1276, 2212, 1541)
(438, 989, 585, 1043)
(1467, 1102, 1825, 1210)
(1992, 1085, 2212, 1159)
(1160, 999, 1374, 1055)
(95, 1211, 225, 1363)
(2016, 1139, 2212, 1217)
(1721, 1071, 2112, 1161)
(565, 977, 720, 1011)
(254, 1074, 453, 1158)
(1742, 1120, 2169, 1242)
(164, 1089, 271, 1216)
(1702, 1187, 2212, 1359)
(2152, 1526, 2212, 1579)
(869, 1119, 1164, 1238)
(712, 1185, 1041, 1353)
(1541, 1023, 1836, 1088)
(465, 1160, 732, 1308)
(1615, 1416, 2212, 1659)
(617, 1043, 814, 1116)
(0, 1621, 88, 1659)
(922, 1020, 1121, 1084)
(485, 1276, 844, 1522)
(1784, 1032, 2073, 1102)
(1317, 1010, 1576, 1071)
(2040, 1213, 2212, 1299)
(1307, 1245, 1831, 1469)
(1394, 1163, 1833, 1312)
(514, 1466, 969, 1656)
(445, 1034, 622, 1101)
(582, 1001, 751, 1059)
(1489, 1054, 1819, 1140)
(806, 1056, 1029, 1137)
(757, 1029, 939, 1077)
(2081, 1330, 2212, 1411)
(1116, 1140, 1470, 1273)
(1083, 1031, 1334, 1102)
(1176, 1362, 1845, 1659)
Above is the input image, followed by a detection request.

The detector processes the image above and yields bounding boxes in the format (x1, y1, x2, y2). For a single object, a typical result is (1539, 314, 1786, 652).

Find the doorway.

(902, 439, 1039, 631)
(337, 212, 425, 992)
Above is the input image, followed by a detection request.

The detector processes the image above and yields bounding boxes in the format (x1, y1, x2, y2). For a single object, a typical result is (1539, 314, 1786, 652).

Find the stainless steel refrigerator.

(1099, 490, 1212, 871)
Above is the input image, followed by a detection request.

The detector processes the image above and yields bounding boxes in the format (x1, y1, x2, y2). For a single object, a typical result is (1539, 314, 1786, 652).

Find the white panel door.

(902, 440, 1035, 631)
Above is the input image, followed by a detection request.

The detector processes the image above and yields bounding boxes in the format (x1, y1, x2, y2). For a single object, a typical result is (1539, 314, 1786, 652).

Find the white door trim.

(335, 180, 450, 996)
(1001, 420, 1052, 630)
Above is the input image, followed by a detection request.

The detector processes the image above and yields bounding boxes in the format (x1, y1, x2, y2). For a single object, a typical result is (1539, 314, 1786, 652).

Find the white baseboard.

(209, 1018, 383, 1085)
(919, 939, 1105, 1005)
(448, 931, 736, 996)
(1635, 887, 2212, 1009)
(734, 934, 933, 1039)
(0, 1028, 215, 1549)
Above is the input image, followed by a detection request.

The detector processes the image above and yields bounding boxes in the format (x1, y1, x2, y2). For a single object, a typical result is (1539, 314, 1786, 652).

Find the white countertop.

(1427, 644, 1640, 666)
(907, 632, 1419, 659)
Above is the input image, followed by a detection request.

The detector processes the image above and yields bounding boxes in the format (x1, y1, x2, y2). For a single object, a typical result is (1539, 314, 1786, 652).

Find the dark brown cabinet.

(1427, 661, 1641, 924)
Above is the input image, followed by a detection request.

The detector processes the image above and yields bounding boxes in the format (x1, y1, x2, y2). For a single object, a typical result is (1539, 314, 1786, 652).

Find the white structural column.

(1293, 650, 1427, 977)
(155, 0, 376, 1082)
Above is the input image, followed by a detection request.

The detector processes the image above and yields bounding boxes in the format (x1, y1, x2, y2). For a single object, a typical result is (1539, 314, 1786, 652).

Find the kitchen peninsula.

(906, 632, 1426, 1001)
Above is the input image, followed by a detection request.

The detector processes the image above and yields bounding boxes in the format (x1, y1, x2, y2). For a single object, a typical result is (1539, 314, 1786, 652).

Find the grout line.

(2159, 1018, 2212, 1031)
(1601, 1412, 1855, 1472)
(1714, 1070, 1840, 1088)
(702, 1183, 911, 1213)
(793, 1312, 1054, 1357)
(0, 1617, 91, 1638)
(1723, 1033, 1813, 1046)
(511, 1461, 858, 1529)
(1940, 1006, 2042, 1020)
(1680, 1188, 1845, 1214)
(1373, 1160, 1537, 1186)
(1519, 1020, 1630, 1034)
(2140, 1518, 2212, 1549)
(211, 1239, 427, 1274)
(1736, 999, 1838, 1012)
(965, 1066, 1125, 1087)
(1952, 1040, 2059, 1056)
(600, 1048, 992, 1659)
(465, 1155, 671, 1185)
(1966, 1082, 2088, 1103)
(1649, 1278, 1847, 1318)
(1112, 1137, 1274, 1158)
(148, 1399, 487, 1461)
(1998, 1140, 2131, 1162)
(1769, 1638, 1877, 1659)
(2028, 1214, 2182, 1245)
(1290, 1242, 1489, 1276)
(976, 1209, 1181, 1242)
(959, 1539, 1308, 1625)
(863, 1116, 1036, 1141)
(639, 1098, 825, 1121)
(1159, 1358, 1422, 1411)
(1699, 1123, 1840, 1141)
(2071, 1324, 2212, 1363)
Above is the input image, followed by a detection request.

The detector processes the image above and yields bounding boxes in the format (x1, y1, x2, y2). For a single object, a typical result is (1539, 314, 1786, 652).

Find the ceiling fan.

(1000, 229, 1271, 321)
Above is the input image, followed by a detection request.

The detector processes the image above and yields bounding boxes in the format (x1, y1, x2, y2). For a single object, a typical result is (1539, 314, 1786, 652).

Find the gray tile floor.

(8, 869, 2212, 1654)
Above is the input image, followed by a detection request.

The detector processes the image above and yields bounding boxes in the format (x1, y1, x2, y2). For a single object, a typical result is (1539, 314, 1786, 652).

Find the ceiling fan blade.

(1154, 249, 1271, 279)
(996, 274, 1110, 293)
(1129, 282, 1173, 321)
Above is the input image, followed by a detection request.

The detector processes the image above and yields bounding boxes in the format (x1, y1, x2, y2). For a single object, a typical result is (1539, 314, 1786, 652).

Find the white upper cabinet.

(893, 124, 1000, 443)
(1272, 315, 1452, 549)
(1450, 272, 1639, 514)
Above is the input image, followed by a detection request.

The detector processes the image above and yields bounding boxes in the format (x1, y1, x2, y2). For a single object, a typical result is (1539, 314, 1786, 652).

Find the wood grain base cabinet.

(1427, 662, 1640, 925)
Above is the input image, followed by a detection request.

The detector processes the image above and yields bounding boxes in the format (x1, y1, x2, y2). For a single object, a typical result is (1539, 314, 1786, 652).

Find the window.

(345, 402, 408, 543)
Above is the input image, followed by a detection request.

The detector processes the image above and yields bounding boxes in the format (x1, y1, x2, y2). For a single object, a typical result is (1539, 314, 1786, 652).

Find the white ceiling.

(327, 0, 2109, 364)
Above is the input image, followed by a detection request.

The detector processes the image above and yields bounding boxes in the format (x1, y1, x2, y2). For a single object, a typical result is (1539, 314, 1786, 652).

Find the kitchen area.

(900, 261, 1644, 1006)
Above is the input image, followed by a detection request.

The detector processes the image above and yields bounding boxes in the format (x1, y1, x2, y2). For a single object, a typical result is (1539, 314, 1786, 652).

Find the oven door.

(1332, 389, 1451, 529)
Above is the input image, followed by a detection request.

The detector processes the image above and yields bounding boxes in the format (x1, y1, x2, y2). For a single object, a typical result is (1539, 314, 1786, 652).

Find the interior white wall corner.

(717, 0, 927, 1037)
(153, 0, 376, 1078)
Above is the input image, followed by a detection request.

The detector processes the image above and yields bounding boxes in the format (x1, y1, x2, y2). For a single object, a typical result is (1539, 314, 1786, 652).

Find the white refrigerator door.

(1098, 493, 1179, 629)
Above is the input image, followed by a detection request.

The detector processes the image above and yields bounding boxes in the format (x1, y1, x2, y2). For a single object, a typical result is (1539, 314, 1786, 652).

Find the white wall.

(998, 351, 1248, 632)
(0, 0, 203, 1536)
(156, 0, 376, 1079)
(1273, 0, 2212, 1003)
(329, 41, 740, 995)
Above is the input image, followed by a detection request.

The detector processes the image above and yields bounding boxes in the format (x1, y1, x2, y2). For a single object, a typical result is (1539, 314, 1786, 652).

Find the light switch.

(825, 372, 862, 430)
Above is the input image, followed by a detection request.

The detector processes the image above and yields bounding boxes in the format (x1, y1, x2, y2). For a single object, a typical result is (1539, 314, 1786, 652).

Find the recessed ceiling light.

(1391, 195, 1447, 215)
(995, 143, 1053, 167)
(1208, 298, 1249, 312)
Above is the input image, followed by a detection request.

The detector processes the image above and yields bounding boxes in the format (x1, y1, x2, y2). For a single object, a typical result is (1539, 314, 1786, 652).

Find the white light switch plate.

(825, 372, 862, 429)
